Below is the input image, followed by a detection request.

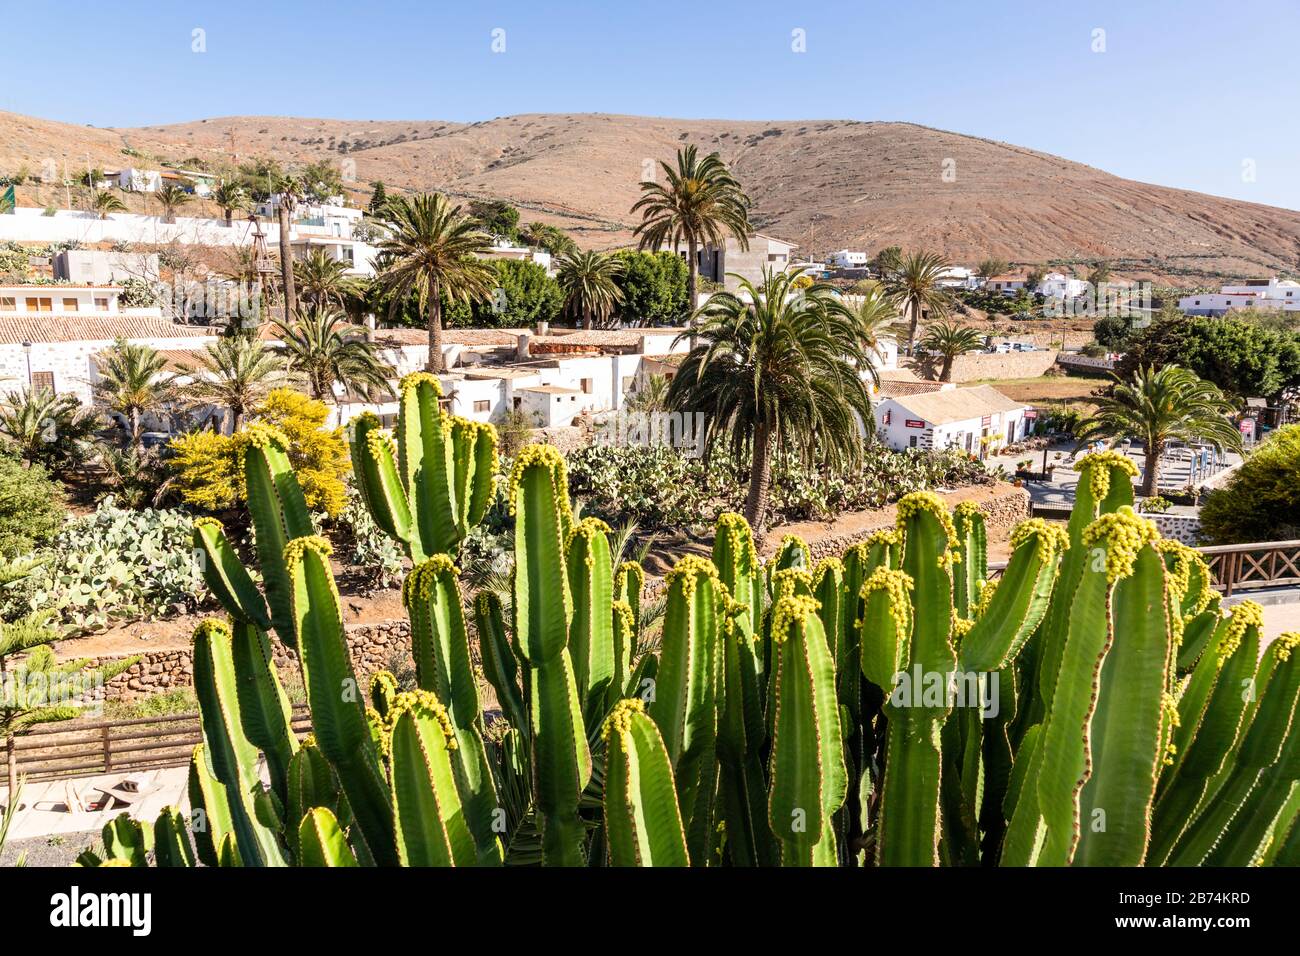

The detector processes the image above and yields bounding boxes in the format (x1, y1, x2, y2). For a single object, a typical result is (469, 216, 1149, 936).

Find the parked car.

(1012, 342, 1037, 352)
(987, 342, 1014, 354)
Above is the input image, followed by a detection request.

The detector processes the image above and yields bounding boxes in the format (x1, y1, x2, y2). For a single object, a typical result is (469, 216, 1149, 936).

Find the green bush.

(16, 496, 208, 631)
(1200, 425, 1300, 544)
(612, 250, 689, 324)
(0, 453, 66, 557)
(566, 442, 992, 529)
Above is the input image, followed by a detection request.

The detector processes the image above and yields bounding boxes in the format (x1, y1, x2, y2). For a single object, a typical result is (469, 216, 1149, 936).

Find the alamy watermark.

(591, 409, 707, 458)
(888, 666, 999, 718)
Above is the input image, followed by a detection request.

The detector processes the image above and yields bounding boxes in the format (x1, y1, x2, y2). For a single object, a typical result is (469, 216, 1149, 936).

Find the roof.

(0, 316, 213, 346)
(519, 384, 583, 395)
(462, 367, 543, 380)
(878, 378, 949, 399)
(0, 284, 123, 291)
(883, 385, 1026, 426)
(531, 328, 687, 354)
(371, 327, 526, 348)
(986, 274, 1028, 283)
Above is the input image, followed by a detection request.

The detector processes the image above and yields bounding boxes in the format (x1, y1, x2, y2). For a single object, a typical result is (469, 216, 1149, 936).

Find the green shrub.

(1200, 424, 1300, 544)
(16, 496, 208, 631)
(0, 453, 66, 557)
(332, 488, 404, 590)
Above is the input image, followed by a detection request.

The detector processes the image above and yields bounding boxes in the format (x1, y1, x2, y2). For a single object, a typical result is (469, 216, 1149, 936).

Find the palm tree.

(667, 268, 875, 539)
(90, 189, 126, 220)
(92, 338, 173, 450)
(885, 250, 953, 357)
(626, 373, 672, 413)
(274, 174, 305, 319)
(176, 335, 291, 432)
(1076, 365, 1242, 496)
(373, 193, 496, 373)
(849, 286, 904, 367)
(211, 179, 248, 227)
(273, 307, 395, 403)
(294, 247, 362, 311)
(0, 389, 99, 476)
(555, 250, 624, 330)
(919, 320, 984, 382)
(631, 145, 751, 320)
(155, 182, 191, 224)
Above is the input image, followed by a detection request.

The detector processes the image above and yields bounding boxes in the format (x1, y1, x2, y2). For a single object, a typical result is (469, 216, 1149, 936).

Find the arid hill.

(3, 109, 1298, 286)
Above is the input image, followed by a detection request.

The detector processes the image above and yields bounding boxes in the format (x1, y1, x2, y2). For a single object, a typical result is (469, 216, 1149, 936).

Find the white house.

(0, 311, 213, 407)
(118, 168, 162, 192)
(480, 238, 554, 275)
(985, 273, 1028, 295)
(665, 233, 797, 292)
(1036, 272, 1089, 299)
(936, 266, 979, 290)
(1180, 278, 1300, 316)
(827, 249, 869, 269)
(874, 384, 1030, 454)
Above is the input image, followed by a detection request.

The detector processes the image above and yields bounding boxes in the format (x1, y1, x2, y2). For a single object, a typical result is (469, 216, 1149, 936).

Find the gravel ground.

(1, 829, 101, 867)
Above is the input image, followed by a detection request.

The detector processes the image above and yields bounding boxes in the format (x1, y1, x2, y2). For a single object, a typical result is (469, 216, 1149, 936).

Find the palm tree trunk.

(230, 405, 242, 434)
(277, 203, 296, 321)
(745, 421, 774, 544)
(906, 299, 919, 356)
(941, 356, 954, 382)
(687, 236, 699, 349)
(131, 408, 141, 452)
(1142, 445, 1160, 497)
(583, 305, 593, 332)
(426, 283, 445, 373)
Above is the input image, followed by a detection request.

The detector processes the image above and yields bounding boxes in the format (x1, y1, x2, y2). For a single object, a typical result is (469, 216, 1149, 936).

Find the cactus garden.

(61, 373, 1300, 868)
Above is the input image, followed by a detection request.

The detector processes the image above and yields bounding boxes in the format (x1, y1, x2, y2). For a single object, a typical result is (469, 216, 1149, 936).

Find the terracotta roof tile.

(0, 316, 213, 346)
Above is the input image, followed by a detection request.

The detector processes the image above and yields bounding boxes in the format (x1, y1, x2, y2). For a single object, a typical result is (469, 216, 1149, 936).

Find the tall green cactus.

(101, 444, 1300, 869)
(351, 372, 498, 561)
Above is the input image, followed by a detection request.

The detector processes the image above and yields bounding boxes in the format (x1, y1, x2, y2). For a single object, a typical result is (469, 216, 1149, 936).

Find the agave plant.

(80, 435, 1300, 866)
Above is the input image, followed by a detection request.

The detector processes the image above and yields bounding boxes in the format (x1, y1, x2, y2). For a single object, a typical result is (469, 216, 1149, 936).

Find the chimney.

(516, 332, 532, 361)
(535, 320, 549, 336)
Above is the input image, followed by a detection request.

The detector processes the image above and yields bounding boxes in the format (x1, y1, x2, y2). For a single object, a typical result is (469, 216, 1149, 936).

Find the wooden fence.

(3, 705, 310, 787)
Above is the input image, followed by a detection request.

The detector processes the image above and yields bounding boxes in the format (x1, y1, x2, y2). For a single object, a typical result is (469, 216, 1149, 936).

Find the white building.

(664, 233, 797, 292)
(1180, 278, 1300, 316)
(54, 248, 160, 286)
(827, 249, 869, 269)
(874, 384, 1030, 454)
(0, 311, 213, 409)
(117, 168, 162, 193)
(480, 238, 553, 275)
(1036, 271, 1089, 299)
(985, 273, 1028, 295)
(936, 266, 979, 290)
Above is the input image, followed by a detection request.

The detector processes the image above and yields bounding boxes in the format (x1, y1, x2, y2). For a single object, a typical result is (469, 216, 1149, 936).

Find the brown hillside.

(3, 110, 1298, 285)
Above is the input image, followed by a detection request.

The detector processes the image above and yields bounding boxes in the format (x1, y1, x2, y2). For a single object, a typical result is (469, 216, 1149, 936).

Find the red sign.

(905, 419, 926, 429)
(981, 415, 993, 427)
(1023, 409, 1038, 419)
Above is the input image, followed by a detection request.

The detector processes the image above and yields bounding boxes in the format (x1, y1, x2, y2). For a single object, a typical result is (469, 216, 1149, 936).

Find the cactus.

(350, 373, 498, 561)
(101, 445, 1300, 868)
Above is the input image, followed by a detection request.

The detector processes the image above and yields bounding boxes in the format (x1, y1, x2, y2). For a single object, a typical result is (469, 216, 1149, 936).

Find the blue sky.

(3, 0, 1297, 209)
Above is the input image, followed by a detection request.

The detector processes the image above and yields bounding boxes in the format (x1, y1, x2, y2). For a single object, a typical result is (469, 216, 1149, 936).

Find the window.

(580, 378, 593, 394)
(62, 298, 79, 312)
(30, 371, 55, 392)
(94, 297, 109, 311)
(0, 297, 14, 312)
(909, 436, 918, 449)
(473, 400, 490, 413)
(25, 297, 53, 312)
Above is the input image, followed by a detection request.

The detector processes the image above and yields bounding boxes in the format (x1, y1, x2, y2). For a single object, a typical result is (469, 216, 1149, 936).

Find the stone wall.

(1149, 513, 1203, 546)
(942, 350, 1060, 384)
(89, 620, 415, 701)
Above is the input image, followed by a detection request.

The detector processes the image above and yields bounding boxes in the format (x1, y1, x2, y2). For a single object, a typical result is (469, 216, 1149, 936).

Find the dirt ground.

(966, 372, 1105, 414)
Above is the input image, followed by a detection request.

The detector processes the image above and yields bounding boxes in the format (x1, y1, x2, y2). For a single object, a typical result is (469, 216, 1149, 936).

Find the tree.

(168, 388, 350, 516)
(211, 180, 248, 227)
(300, 160, 344, 203)
(1076, 365, 1242, 496)
(626, 373, 671, 413)
(468, 199, 520, 241)
(1200, 424, 1300, 544)
(666, 268, 875, 539)
(555, 249, 624, 330)
(1024, 266, 1047, 293)
(919, 320, 984, 382)
(977, 258, 1009, 279)
(369, 181, 388, 215)
(373, 193, 496, 373)
(92, 338, 173, 450)
(273, 307, 394, 403)
(176, 335, 291, 432)
(473, 259, 562, 329)
(612, 250, 689, 325)
(155, 182, 191, 224)
(520, 221, 577, 257)
(273, 174, 305, 319)
(872, 246, 903, 277)
(1118, 314, 1300, 399)
(849, 286, 904, 367)
(0, 389, 98, 476)
(293, 247, 362, 310)
(885, 250, 953, 356)
(90, 189, 125, 220)
(631, 145, 751, 323)
(1087, 261, 1112, 288)
(1093, 315, 1133, 350)
(0, 453, 65, 557)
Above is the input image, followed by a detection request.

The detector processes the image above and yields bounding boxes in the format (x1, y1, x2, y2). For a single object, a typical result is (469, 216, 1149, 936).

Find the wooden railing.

(3, 705, 310, 786)
(987, 539, 1300, 597)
